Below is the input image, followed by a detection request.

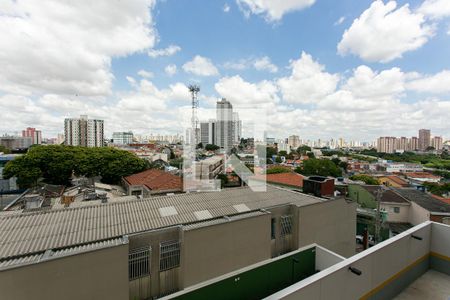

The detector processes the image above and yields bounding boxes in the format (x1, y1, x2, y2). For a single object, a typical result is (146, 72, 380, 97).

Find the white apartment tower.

(64, 115, 104, 147)
(215, 98, 234, 152)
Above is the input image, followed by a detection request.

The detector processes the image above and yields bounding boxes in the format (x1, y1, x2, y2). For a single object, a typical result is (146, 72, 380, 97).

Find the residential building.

(418, 129, 431, 151)
(123, 168, 182, 197)
(64, 115, 104, 147)
(21, 127, 42, 145)
(0, 135, 32, 149)
(199, 119, 216, 145)
(288, 135, 300, 149)
(215, 98, 234, 151)
(194, 155, 224, 180)
(431, 136, 443, 150)
(376, 175, 409, 187)
(112, 131, 133, 145)
(409, 136, 419, 151)
(0, 154, 20, 192)
(377, 137, 396, 153)
(233, 112, 242, 144)
(0, 186, 356, 300)
(385, 162, 423, 173)
(169, 221, 450, 300)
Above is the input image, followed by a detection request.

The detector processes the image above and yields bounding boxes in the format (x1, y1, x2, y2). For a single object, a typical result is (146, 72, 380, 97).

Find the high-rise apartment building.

(200, 119, 216, 146)
(409, 137, 419, 151)
(215, 98, 234, 152)
(418, 129, 430, 151)
(22, 127, 42, 145)
(64, 115, 104, 147)
(288, 135, 300, 149)
(377, 137, 396, 153)
(112, 132, 133, 145)
(233, 112, 242, 144)
(431, 136, 443, 150)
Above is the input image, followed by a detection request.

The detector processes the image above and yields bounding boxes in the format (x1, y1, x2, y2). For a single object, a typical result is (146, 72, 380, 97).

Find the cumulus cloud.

(253, 56, 278, 73)
(165, 64, 178, 76)
(224, 56, 278, 73)
(223, 3, 231, 12)
(182, 55, 219, 76)
(236, 0, 316, 22)
(277, 52, 339, 104)
(137, 70, 154, 78)
(0, 0, 157, 96)
(215, 75, 279, 106)
(334, 16, 345, 26)
(418, 0, 450, 20)
(406, 70, 450, 94)
(148, 44, 181, 58)
(338, 1, 433, 63)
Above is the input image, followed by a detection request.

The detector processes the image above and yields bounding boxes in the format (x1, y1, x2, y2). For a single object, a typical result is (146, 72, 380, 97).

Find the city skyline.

(1, 0, 450, 141)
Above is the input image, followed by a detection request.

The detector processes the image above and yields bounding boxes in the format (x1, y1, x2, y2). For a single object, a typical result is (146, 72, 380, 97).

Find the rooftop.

(361, 185, 409, 204)
(0, 186, 324, 261)
(124, 168, 182, 192)
(392, 188, 450, 213)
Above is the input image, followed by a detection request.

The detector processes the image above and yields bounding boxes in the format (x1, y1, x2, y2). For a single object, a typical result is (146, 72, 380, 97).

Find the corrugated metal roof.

(183, 211, 268, 231)
(0, 186, 322, 260)
(0, 237, 125, 270)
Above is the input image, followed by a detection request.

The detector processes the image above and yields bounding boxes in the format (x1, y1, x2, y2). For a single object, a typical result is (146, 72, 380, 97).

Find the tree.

(266, 166, 290, 174)
(339, 161, 348, 172)
(297, 145, 311, 155)
(197, 142, 203, 149)
(350, 174, 379, 185)
(266, 146, 277, 158)
(205, 144, 219, 151)
(275, 156, 282, 163)
(278, 150, 288, 157)
(307, 152, 315, 159)
(0, 145, 11, 154)
(331, 157, 341, 166)
(295, 158, 342, 177)
(2, 145, 148, 186)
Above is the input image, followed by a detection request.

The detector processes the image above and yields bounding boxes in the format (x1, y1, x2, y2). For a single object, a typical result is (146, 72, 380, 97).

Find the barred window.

(129, 246, 151, 280)
(160, 241, 180, 271)
(280, 215, 292, 236)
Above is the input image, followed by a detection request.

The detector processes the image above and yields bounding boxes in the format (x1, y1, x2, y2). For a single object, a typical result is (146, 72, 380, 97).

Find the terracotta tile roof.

(263, 173, 304, 188)
(430, 194, 450, 205)
(381, 175, 409, 187)
(404, 172, 441, 179)
(124, 169, 182, 192)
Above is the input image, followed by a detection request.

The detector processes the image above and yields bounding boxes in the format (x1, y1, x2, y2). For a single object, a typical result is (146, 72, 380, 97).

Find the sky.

(0, 0, 450, 142)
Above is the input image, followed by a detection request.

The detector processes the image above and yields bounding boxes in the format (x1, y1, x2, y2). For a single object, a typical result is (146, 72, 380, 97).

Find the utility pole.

(375, 185, 387, 244)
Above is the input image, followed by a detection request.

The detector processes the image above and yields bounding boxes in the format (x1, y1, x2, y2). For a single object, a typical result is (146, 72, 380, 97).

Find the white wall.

(380, 202, 410, 223)
(408, 201, 430, 225)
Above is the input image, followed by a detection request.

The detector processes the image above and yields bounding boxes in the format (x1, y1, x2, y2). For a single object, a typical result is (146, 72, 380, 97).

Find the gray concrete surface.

(394, 269, 450, 300)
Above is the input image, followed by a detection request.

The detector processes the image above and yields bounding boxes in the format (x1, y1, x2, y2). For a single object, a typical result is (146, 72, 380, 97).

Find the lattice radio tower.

(188, 84, 200, 150)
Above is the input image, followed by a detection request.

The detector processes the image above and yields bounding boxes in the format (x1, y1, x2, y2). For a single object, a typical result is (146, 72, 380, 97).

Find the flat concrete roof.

(393, 270, 450, 300)
(0, 186, 324, 261)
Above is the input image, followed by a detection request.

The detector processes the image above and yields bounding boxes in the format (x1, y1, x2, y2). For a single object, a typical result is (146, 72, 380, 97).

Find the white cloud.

(236, 0, 316, 22)
(334, 16, 345, 26)
(418, 0, 450, 20)
(223, 3, 231, 12)
(277, 52, 339, 104)
(407, 70, 450, 94)
(223, 56, 278, 73)
(165, 64, 178, 76)
(137, 70, 154, 78)
(215, 75, 279, 105)
(253, 56, 278, 73)
(182, 55, 219, 76)
(148, 44, 181, 58)
(0, 0, 157, 96)
(337, 1, 433, 63)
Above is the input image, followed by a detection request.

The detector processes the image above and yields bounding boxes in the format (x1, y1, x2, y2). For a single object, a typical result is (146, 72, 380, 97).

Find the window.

(393, 207, 400, 213)
(159, 241, 180, 271)
(129, 246, 151, 280)
(271, 218, 276, 240)
(280, 215, 292, 236)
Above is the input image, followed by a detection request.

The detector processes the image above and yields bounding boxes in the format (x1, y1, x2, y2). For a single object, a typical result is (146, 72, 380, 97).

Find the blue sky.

(1, 0, 450, 141)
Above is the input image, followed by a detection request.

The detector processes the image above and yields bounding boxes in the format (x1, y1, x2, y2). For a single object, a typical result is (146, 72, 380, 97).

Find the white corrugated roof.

(0, 186, 322, 260)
